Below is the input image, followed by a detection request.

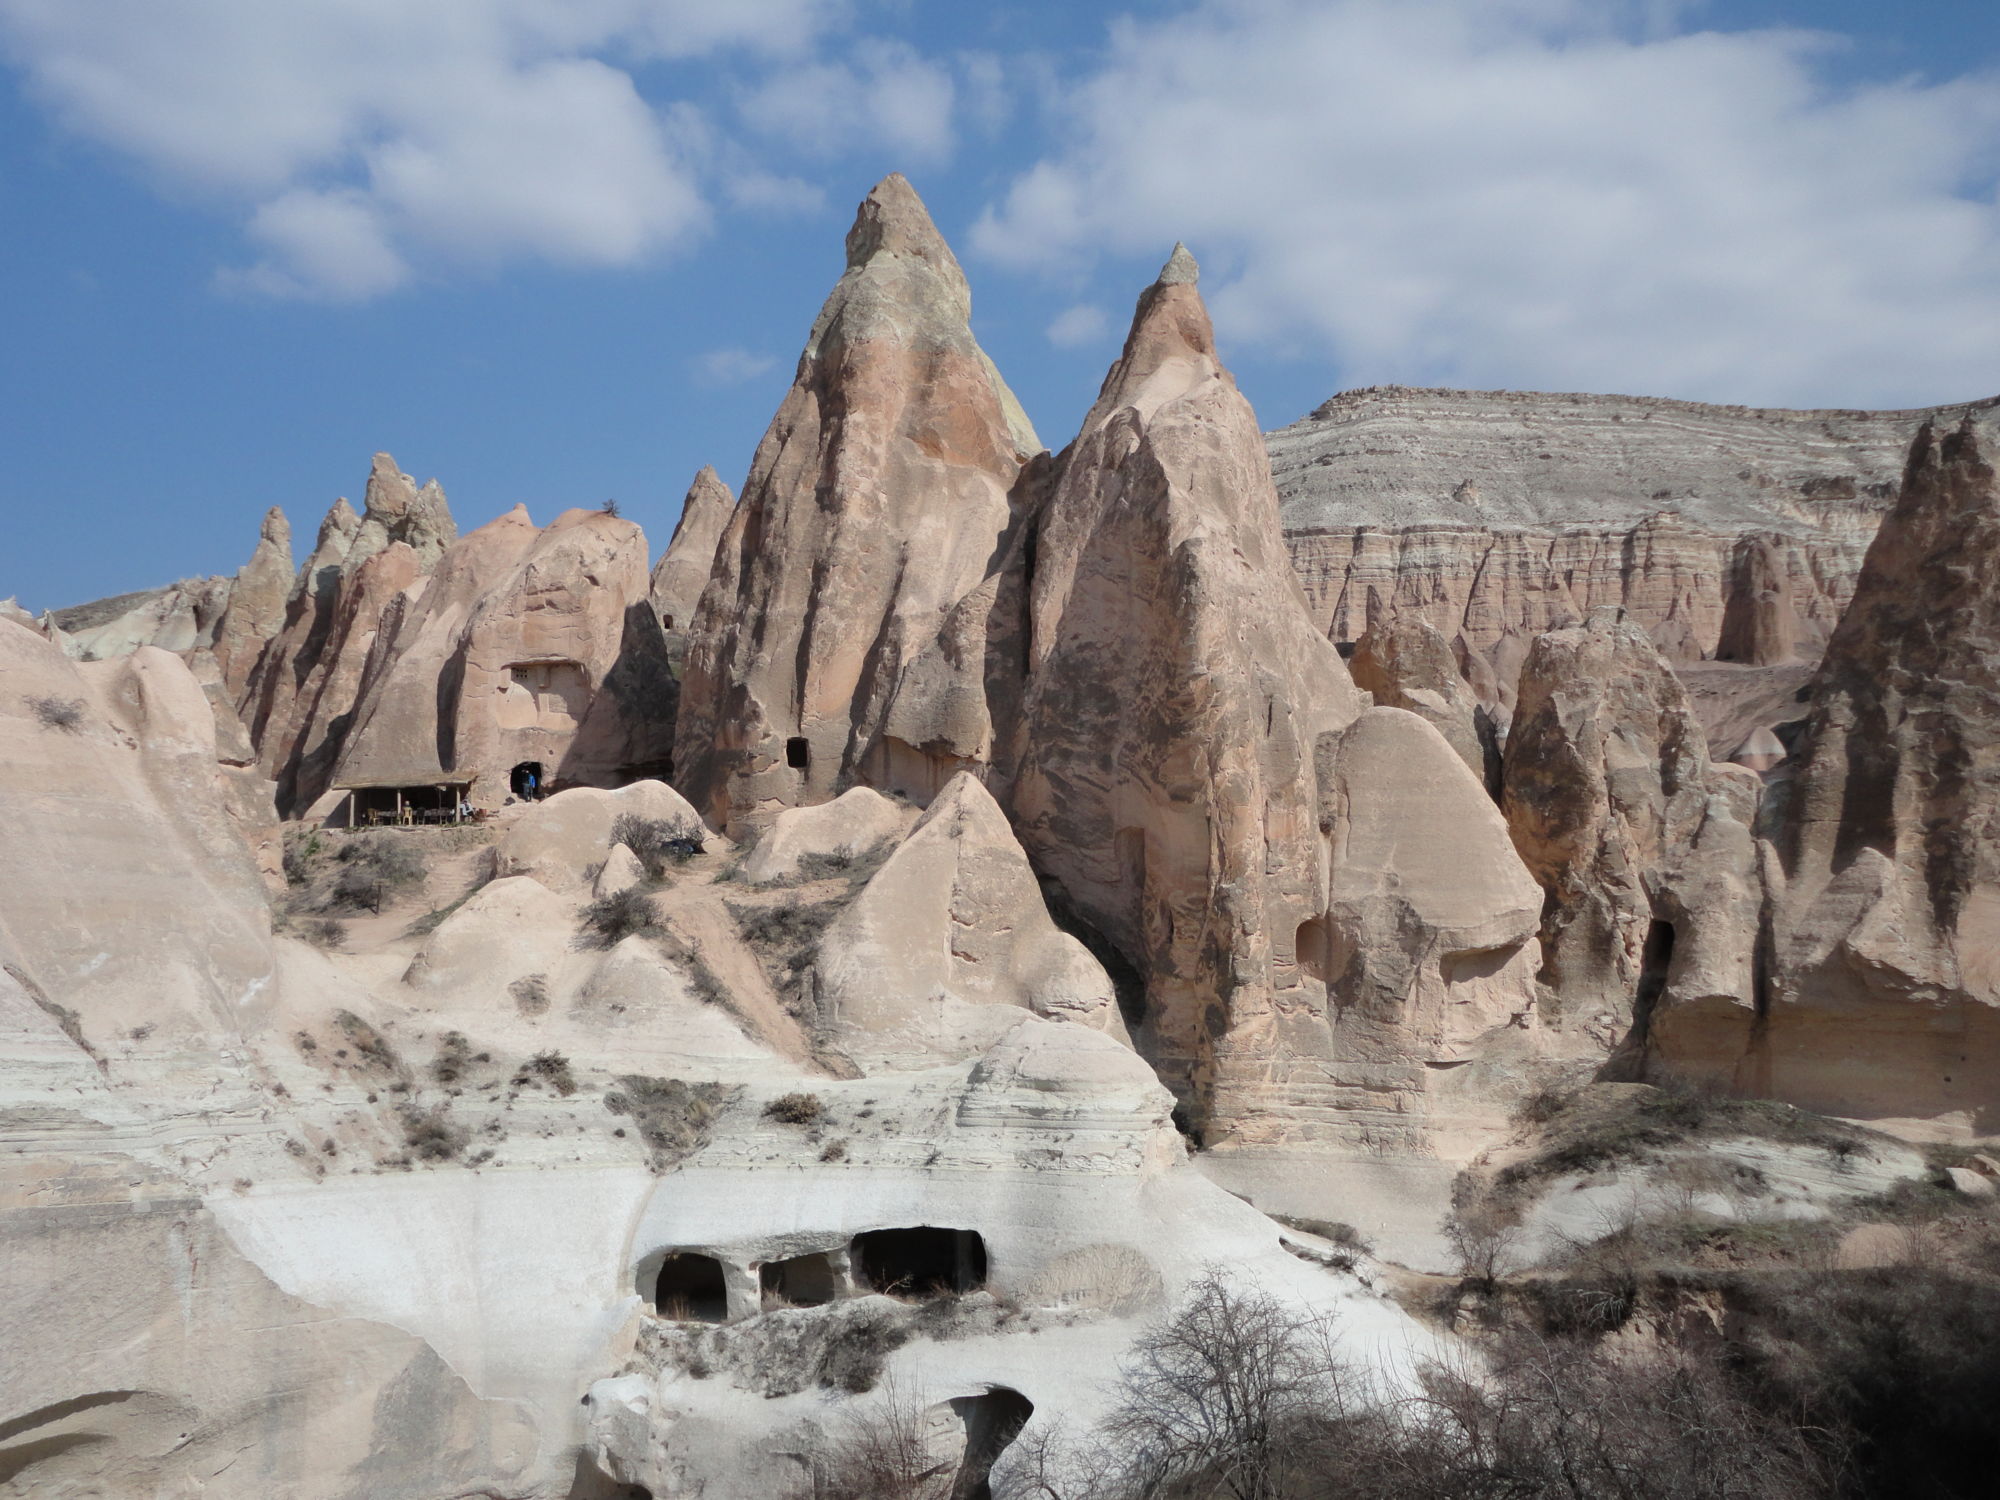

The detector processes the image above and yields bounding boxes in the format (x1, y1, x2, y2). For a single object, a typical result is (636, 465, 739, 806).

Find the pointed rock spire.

(209, 505, 295, 699)
(649, 466, 736, 634)
(674, 175, 1042, 829)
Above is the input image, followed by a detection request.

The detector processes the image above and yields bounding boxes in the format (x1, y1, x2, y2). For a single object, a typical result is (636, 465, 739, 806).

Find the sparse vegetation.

(510, 972, 551, 1016)
(764, 1091, 824, 1126)
(731, 897, 843, 1007)
(297, 916, 347, 949)
(396, 1104, 466, 1162)
(611, 812, 705, 880)
(577, 886, 664, 948)
(429, 1031, 472, 1084)
(332, 1009, 402, 1076)
(519, 1049, 576, 1096)
(604, 1075, 738, 1170)
(27, 694, 84, 733)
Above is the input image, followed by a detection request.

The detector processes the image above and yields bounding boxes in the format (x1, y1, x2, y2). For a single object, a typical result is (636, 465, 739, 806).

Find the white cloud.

(739, 39, 956, 163)
(695, 347, 781, 385)
(0, 0, 843, 298)
(974, 0, 2000, 407)
(1046, 302, 1110, 348)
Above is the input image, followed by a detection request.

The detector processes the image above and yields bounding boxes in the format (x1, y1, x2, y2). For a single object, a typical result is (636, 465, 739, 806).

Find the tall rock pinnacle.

(673, 174, 1041, 829)
(648, 467, 735, 634)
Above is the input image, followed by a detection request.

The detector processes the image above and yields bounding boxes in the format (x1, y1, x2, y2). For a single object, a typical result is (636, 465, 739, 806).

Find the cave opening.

(852, 1227, 987, 1299)
(652, 1252, 728, 1322)
(948, 1387, 1035, 1500)
(1635, 917, 1677, 1017)
(760, 1251, 840, 1309)
(510, 760, 545, 800)
(786, 736, 811, 770)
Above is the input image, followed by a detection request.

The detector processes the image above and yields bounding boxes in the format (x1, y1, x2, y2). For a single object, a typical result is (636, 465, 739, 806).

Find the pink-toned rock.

(648, 467, 735, 635)
(1011, 244, 1364, 1140)
(673, 174, 1041, 830)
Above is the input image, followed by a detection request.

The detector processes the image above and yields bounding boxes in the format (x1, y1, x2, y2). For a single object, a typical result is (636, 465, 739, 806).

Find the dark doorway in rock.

(949, 1386, 1035, 1500)
(853, 1227, 987, 1299)
(786, 736, 811, 770)
(660, 612, 674, 630)
(510, 761, 546, 800)
(1635, 917, 1676, 1017)
(760, 1251, 840, 1309)
(653, 1252, 728, 1322)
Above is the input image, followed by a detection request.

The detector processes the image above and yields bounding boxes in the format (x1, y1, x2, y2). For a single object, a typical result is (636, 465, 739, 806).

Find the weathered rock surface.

(738, 785, 912, 884)
(1273, 387, 1999, 690)
(814, 773, 1126, 1068)
(674, 174, 1041, 829)
(1348, 614, 1496, 788)
(1011, 244, 1364, 1141)
(209, 506, 295, 699)
(47, 574, 233, 662)
(492, 780, 709, 892)
(1501, 614, 1762, 1050)
(648, 466, 735, 635)
(1656, 414, 2000, 1129)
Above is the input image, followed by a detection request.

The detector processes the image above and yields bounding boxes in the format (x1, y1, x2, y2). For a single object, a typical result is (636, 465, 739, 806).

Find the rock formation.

(1010, 243, 1361, 1140)
(1273, 387, 1999, 694)
(1501, 613, 1762, 1050)
(1347, 614, 1496, 789)
(1654, 414, 2000, 1126)
(674, 174, 1041, 829)
(209, 505, 294, 698)
(649, 466, 736, 635)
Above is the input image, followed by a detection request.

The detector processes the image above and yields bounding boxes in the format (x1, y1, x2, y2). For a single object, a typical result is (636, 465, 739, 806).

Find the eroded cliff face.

(674, 174, 1041, 831)
(1272, 387, 1998, 696)
(1654, 415, 2000, 1132)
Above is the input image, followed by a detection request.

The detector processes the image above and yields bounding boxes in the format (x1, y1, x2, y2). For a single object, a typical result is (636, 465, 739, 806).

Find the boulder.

(673, 174, 1041, 829)
(737, 786, 910, 884)
(813, 773, 1125, 1068)
(1348, 615, 1496, 789)
(594, 843, 647, 900)
(493, 781, 708, 892)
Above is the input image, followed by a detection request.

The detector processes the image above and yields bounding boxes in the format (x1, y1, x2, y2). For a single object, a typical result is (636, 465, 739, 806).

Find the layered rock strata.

(1274, 387, 2000, 687)
(674, 174, 1041, 830)
(1654, 415, 2000, 1130)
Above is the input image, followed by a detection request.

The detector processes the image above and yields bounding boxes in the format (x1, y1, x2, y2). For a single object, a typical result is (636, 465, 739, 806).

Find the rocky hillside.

(6, 175, 2000, 1500)
(1274, 385, 1999, 681)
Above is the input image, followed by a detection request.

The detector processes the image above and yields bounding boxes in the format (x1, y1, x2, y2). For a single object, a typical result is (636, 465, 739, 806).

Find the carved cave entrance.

(510, 761, 545, 799)
(852, 1227, 987, 1299)
(652, 1252, 728, 1322)
(759, 1251, 840, 1309)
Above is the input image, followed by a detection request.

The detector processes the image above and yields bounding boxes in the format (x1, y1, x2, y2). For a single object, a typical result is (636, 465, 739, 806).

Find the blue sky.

(4, 0, 1999, 611)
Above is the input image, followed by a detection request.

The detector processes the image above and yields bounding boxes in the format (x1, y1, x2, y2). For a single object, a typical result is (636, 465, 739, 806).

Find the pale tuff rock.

(648, 466, 736, 633)
(243, 455, 454, 812)
(327, 504, 542, 794)
(1273, 387, 1996, 693)
(440, 507, 677, 802)
(492, 780, 709, 892)
(1011, 243, 1364, 1139)
(738, 785, 912, 883)
(346, 452, 457, 572)
(1501, 614, 1760, 1045)
(814, 773, 1126, 1069)
(47, 575, 233, 662)
(0, 621, 273, 1052)
(594, 841, 648, 899)
(1731, 725, 1788, 773)
(1348, 614, 1497, 789)
(1316, 708, 1543, 1061)
(674, 174, 1041, 829)
(1660, 414, 2000, 1126)
(210, 506, 294, 698)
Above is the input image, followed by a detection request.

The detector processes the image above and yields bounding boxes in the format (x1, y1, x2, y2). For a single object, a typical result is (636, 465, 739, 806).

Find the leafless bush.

(326, 832, 429, 913)
(510, 973, 550, 1016)
(612, 812, 705, 879)
(577, 886, 664, 948)
(605, 1075, 737, 1170)
(429, 1030, 472, 1084)
(519, 1049, 576, 1096)
(27, 694, 84, 732)
(397, 1104, 466, 1162)
(1442, 1185, 1525, 1293)
(764, 1091, 824, 1125)
(792, 1380, 954, 1500)
(297, 916, 346, 949)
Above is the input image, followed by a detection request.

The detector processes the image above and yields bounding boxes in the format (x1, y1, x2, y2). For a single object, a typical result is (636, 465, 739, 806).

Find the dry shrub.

(577, 886, 664, 948)
(510, 973, 551, 1016)
(325, 832, 428, 913)
(605, 1075, 737, 1170)
(764, 1091, 824, 1126)
(429, 1030, 472, 1084)
(612, 812, 705, 879)
(27, 695, 84, 732)
(297, 916, 346, 949)
(397, 1104, 466, 1162)
(793, 1381, 953, 1500)
(519, 1049, 576, 1096)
